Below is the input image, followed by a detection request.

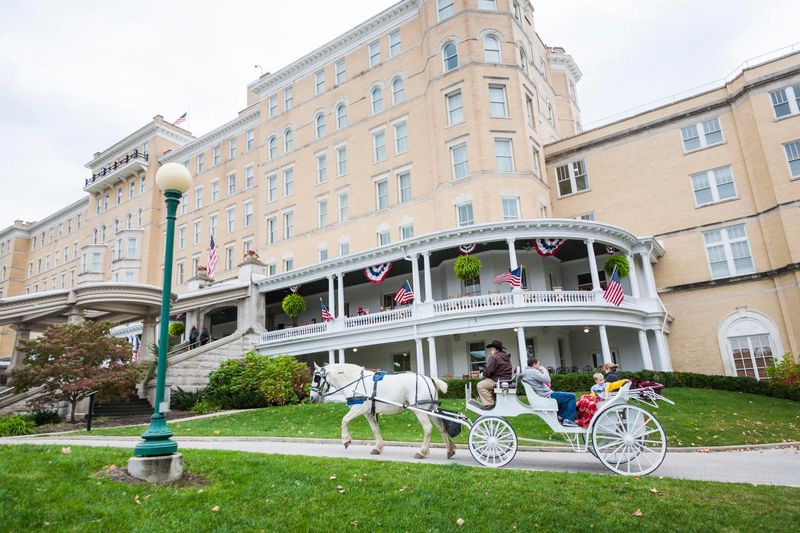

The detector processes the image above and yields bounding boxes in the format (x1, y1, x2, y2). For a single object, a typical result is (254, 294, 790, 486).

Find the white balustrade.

(259, 322, 327, 343)
(433, 293, 513, 314)
(522, 290, 598, 304)
(344, 306, 413, 329)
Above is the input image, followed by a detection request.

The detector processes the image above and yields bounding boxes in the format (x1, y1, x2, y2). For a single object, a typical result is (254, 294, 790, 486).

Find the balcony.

(84, 150, 149, 192)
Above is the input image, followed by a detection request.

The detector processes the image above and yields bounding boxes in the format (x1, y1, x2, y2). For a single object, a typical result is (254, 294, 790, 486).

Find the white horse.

(310, 363, 456, 459)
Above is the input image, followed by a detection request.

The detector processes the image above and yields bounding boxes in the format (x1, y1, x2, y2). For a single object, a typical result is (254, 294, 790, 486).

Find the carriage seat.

(521, 382, 558, 412)
(494, 366, 521, 391)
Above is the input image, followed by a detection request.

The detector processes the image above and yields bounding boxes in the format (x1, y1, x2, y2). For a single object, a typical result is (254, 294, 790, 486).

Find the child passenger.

(576, 373, 606, 427)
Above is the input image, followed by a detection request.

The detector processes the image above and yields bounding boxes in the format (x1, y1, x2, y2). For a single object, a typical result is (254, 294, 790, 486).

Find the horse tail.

(432, 377, 448, 396)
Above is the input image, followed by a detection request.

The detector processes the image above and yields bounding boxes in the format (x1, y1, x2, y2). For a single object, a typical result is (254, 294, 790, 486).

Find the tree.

(13, 321, 142, 422)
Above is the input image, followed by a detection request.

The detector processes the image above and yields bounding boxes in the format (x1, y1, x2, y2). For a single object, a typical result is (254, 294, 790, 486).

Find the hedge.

(0, 415, 36, 437)
(440, 371, 800, 401)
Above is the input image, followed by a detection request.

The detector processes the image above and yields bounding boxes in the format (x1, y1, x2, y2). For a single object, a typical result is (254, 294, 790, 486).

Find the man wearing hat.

(477, 340, 513, 408)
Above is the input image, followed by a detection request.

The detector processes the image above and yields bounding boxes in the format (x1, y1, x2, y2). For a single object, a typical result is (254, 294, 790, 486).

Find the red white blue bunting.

(364, 262, 392, 284)
(458, 244, 476, 254)
(290, 285, 301, 293)
(533, 239, 567, 256)
(605, 245, 616, 255)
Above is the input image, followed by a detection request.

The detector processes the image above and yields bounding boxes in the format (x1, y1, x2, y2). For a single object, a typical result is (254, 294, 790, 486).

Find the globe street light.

(133, 163, 192, 460)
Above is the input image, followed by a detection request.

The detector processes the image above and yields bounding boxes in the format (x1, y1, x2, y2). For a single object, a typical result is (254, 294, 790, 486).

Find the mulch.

(34, 410, 198, 434)
(95, 464, 209, 487)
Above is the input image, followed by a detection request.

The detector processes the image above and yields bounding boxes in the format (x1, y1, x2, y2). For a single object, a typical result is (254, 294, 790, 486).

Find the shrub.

(454, 255, 481, 281)
(765, 355, 800, 386)
(0, 415, 36, 437)
(168, 322, 185, 337)
(281, 294, 306, 319)
(171, 387, 207, 411)
(205, 352, 311, 409)
(191, 399, 222, 414)
(30, 408, 61, 426)
(604, 254, 630, 278)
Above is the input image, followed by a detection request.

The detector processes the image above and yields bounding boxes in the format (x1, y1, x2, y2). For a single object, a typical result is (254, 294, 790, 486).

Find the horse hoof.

(414, 452, 426, 459)
(370, 449, 381, 455)
(343, 440, 351, 449)
(447, 450, 456, 459)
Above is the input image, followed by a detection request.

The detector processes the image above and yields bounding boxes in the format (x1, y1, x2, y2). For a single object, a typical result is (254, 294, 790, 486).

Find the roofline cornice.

(87, 118, 194, 170)
(548, 51, 582, 82)
(160, 109, 261, 164)
(2, 197, 90, 238)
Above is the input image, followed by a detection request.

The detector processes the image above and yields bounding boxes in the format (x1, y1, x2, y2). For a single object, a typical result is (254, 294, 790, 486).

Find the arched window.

(100, 225, 106, 242)
(719, 311, 785, 380)
(126, 212, 132, 230)
(93, 228, 98, 244)
(442, 42, 458, 72)
(371, 87, 384, 114)
(335, 103, 347, 130)
(284, 128, 294, 152)
(137, 208, 143, 228)
(268, 135, 278, 160)
(113, 218, 119, 235)
(519, 47, 528, 75)
(2, 266, 7, 281)
(391, 77, 405, 104)
(314, 113, 326, 139)
(484, 35, 501, 63)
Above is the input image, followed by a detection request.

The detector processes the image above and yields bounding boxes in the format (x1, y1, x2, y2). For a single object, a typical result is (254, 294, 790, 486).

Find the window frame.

(314, 70, 325, 95)
(437, 0, 454, 21)
(442, 42, 458, 72)
(388, 29, 401, 57)
(502, 197, 520, 220)
(456, 202, 475, 227)
(489, 84, 509, 117)
(690, 165, 738, 207)
(769, 85, 800, 119)
(680, 116, 725, 153)
(555, 159, 590, 197)
(446, 89, 464, 126)
(450, 142, 469, 180)
(494, 138, 514, 172)
(703, 224, 755, 279)
(372, 129, 387, 163)
(368, 40, 381, 67)
(393, 120, 408, 154)
(375, 178, 390, 211)
(784, 140, 800, 179)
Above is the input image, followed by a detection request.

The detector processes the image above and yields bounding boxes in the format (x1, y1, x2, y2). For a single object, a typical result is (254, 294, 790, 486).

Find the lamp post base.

(135, 412, 178, 456)
(128, 453, 183, 483)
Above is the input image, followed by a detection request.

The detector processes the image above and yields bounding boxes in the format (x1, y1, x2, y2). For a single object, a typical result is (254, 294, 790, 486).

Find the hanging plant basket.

(168, 322, 185, 337)
(604, 254, 630, 278)
(454, 255, 482, 281)
(282, 293, 307, 318)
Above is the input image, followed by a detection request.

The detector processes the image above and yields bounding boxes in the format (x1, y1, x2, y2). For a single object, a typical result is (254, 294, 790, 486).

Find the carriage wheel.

(591, 405, 666, 476)
(468, 416, 518, 468)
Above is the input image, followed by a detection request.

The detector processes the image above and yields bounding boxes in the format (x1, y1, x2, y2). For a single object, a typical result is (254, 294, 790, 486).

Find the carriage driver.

(521, 357, 578, 427)
(477, 340, 513, 409)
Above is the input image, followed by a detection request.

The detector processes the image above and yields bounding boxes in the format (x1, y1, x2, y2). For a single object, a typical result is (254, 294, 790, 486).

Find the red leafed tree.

(13, 321, 142, 422)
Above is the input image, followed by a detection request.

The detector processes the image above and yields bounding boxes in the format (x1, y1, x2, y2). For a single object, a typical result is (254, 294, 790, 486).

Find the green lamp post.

(134, 163, 192, 457)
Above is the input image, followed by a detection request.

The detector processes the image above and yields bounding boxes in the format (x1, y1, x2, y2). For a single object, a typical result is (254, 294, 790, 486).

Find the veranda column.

(640, 252, 656, 298)
(637, 329, 654, 370)
(654, 329, 672, 371)
(422, 251, 433, 303)
(336, 272, 345, 319)
(415, 338, 425, 374)
(6, 325, 31, 378)
(598, 325, 612, 365)
(410, 254, 421, 305)
(515, 327, 527, 369)
(427, 337, 438, 377)
(338, 348, 345, 364)
(627, 253, 641, 299)
(140, 316, 157, 361)
(328, 350, 336, 365)
(327, 275, 336, 317)
(506, 238, 518, 270)
(586, 239, 601, 292)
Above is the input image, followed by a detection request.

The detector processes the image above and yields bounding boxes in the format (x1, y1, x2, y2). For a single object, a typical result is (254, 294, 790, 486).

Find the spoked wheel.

(468, 416, 518, 468)
(591, 405, 666, 476)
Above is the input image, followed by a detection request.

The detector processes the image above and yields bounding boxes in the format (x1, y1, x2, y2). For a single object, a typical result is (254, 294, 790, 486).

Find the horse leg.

(341, 406, 362, 449)
(365, 412, 384, 455)
(412, 411, 433, 459)
(430, 415, 456, 459)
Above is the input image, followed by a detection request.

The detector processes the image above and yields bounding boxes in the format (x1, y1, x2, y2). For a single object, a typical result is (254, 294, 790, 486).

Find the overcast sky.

(1, 0, 796, 228)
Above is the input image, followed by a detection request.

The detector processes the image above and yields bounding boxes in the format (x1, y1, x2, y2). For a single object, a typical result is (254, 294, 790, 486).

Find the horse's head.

(310, 362, 363, 403)
(310, 362, 328, 403)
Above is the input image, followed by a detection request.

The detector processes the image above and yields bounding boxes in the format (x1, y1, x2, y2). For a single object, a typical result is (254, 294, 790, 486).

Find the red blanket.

(576, 394, 602, 428)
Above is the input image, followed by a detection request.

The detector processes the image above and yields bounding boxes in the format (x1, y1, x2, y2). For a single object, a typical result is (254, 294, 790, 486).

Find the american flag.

(603, 268, 625, 306)
(173, 112, 187, 126)
(394, 280, 414, 304)
(493, 267, 522, 288)
(320, 299, 334, 322)
(208, 235, 218, 278)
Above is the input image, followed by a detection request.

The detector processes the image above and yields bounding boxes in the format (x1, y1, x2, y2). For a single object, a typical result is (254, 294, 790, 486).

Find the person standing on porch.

(477, 340, 512, 408)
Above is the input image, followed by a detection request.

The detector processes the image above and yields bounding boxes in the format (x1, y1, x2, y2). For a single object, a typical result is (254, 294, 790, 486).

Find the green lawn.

(80, 388, 800, 447)
(1, 445, 798, 532)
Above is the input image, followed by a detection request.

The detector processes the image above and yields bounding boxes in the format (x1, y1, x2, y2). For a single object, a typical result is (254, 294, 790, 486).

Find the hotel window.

(91, 253, 101, 272)
(483, 34, 501, 63)
(513, 1, 521, 22)
(377, 231, 390, 246)
(446, 90, 464, 125)
(284, 128, 294, 152)
(211, 180, 219, 202)
(335, 103, 347, 129)
(368, 40, 381, 67)
(334, 59, 345, 85)
(495, 138, 514, 172)
(376, 179, 389, 210)
(227, 173, 236, 196)
(283, 167, 294, 196)
(178, 226, 186, 250)
(315, 112, 326, 138)
(193, 220, 202, 244)
(246, 129, 255, 151)
(176, 262, 184, 285)
(283, 211, 294, 239)
(319, 247, 328, 262)
(140, 175, 146, 193)
(284, 258, 294, 272)
(244, 202, 253, 227)
(338, 190, 349, 222)
(209, 214, 218, 238)
(400, 224, 414, 240)
(317, 198, 328, 228)
(115, 188, 121, 205)
(195, 187, 204, 209)
(316, 153, 327, 183)
(267, 174, 277, 202)
(225, 207, 236, 233)
(337, 145, 347, 176)
(127, 238, 138, 259)
(576, 212, 595, 221)
(389, 29, 401, 57)
(398, 171, 412, 203)
(691, 166, 737, 206)
(394, 121, 408, 153)
(437, 0, 454, 21)
(478, 0, 496, 10)
(532, 149, 541, 177)
(268, 94, 278, 118)
(784, 140, 800, 178)
(371, 86, 384, 114)
(314, 70, 325, 95)
(225, 246, 234, 271)
(213, 145, 221, 166)
(76, 214, 81, 229)
(680, 117, 724, 152)
(547, 102, 554, 124)
(268, 136, 277, 160)
(391, 77, 405, 104)
(489, 85, 508, 117)
(96, 195, 101, 214)
(770, 85, 800, 118)
(451, 142, 469, 180)
(229, 138, 237, 159)
(502, 198, 520, 220)
(137, 208, 143, 227)
(196, 153, 205, 173)
(104, 192, 109, 210)
(457, 202, 475, 227)
(245, 166, 254, 188)
(556, 160, 589, 196)
(267, 263, 276, 276)
(267, 217, 277, 244)
(526, 95, 535, 126)
(129, 180, 135, 199)
(703, 224, 755, 279)
(442, 42, 458, 72)
(373, 130, 387, 162)
(283, 86, 293, 110)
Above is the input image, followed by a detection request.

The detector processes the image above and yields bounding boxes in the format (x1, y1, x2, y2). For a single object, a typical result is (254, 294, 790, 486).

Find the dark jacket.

(189, 328, 199, 342)
(605, 371, 621, 382)
(483, 350, 513, 381)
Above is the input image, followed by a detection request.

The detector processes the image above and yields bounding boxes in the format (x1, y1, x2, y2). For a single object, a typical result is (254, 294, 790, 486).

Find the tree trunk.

(69, 400, 78, 423)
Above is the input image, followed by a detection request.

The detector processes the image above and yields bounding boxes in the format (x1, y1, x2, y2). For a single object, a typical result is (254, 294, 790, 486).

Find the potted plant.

(168, 322, 185, 338)
(454, 255, 482, 281)
(244, 249, 260, 262)
(281, 293, 306, 319)
(604, 254, 631, 278)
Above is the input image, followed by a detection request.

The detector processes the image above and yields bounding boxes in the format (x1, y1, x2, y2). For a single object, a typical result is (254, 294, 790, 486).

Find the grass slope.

(83, 388, 800, 447)
(1, 445, 798, 532)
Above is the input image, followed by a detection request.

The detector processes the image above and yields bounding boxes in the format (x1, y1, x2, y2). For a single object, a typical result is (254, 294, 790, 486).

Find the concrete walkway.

(3, 436, 799, 487)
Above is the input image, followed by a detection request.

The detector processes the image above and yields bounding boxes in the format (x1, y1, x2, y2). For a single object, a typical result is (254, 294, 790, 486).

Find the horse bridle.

(311, 367, 368, 400)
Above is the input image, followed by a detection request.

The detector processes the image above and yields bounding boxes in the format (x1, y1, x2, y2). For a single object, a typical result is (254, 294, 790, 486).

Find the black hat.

(486, 340, 504, 350)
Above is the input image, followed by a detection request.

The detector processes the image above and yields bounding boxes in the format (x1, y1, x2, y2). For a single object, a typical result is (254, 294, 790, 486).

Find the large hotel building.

(1, 0, 799, 400)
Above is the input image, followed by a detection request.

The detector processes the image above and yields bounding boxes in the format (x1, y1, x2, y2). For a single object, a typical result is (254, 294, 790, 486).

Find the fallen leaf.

(329, 475, 337, 480)
(632, 509, 642, 517)
(456, 518, 465, 526)
(211, 506, 220, 512)
(351, 521, 358, 527)
(61, 447, 71, 454)
(213, 430, 221, 435)
(649, 488, 660, 495)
